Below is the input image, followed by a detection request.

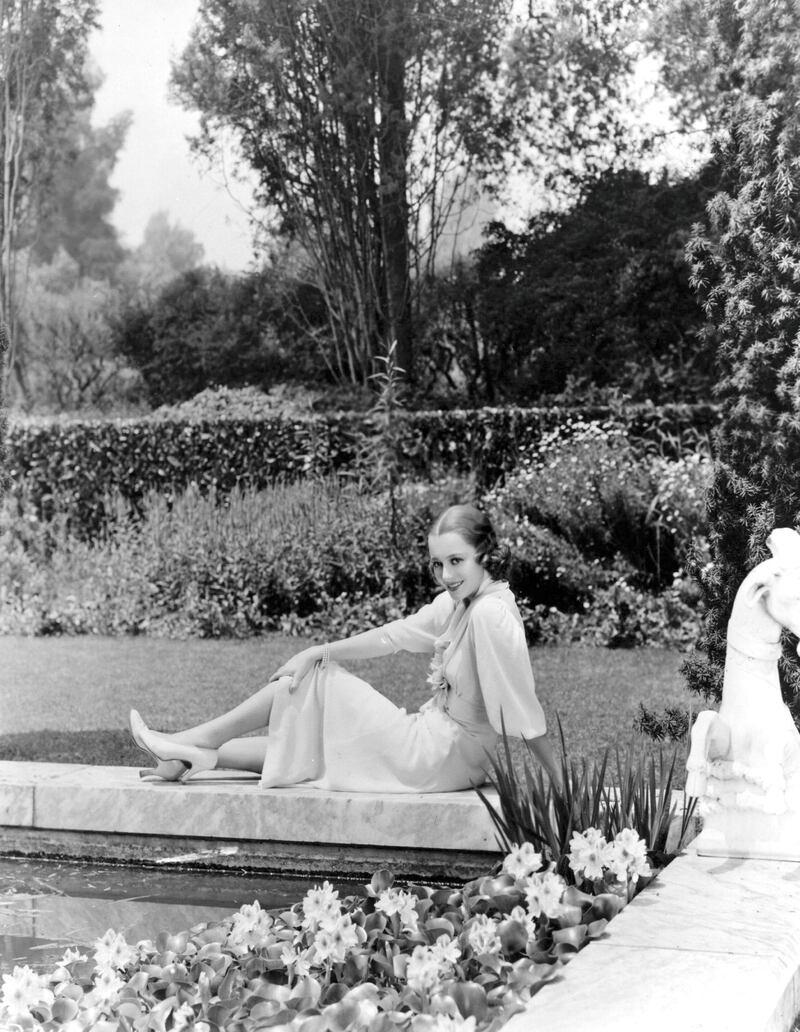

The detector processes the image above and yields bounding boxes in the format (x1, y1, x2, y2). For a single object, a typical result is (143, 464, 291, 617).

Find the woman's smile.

(428, 531, 487, 601)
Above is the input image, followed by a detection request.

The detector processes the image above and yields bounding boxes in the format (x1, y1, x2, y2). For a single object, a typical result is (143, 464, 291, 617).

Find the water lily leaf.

(318, 983, 347, 1006)
(52, 996, 80, 1022)
(249, 1000, 284, 1020)
(424, 917, 455, 938)
(209, 1000, 242, 1025)
(478, 873, 516, 897)
(552, 923, 588, 949)
(447, 980, 489, 1020)
(115, 1000, 144, 1020)
(370, 951, 394, 978)
(498, 918, 529, 955)
(554, 904, 583, 928)
(253, 1007, 293, 1028)
(562, 885, 595, 908)
(392, 952, 409, 979)
(588, 893, 624, 921)
(292, 976, 322, 1007)
(370, 869, 395, 895)
(488, 891, 522, 915)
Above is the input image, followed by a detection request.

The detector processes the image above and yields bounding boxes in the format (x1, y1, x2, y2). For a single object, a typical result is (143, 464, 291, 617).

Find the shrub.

(6, 403, 719, 537)
(0, 479, 473, 638)
(488, 420, 712, 591)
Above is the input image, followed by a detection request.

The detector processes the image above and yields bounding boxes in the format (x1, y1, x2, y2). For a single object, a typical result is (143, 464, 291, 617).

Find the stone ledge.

(507, 847, 800, 1032)
(0, 760, 502, 853)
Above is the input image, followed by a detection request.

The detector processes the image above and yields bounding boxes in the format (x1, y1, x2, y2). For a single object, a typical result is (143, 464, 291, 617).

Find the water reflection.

(0, 856, 367, 972)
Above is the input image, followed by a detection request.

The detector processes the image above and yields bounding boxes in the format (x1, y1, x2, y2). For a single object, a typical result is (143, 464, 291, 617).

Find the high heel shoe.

(129, 709, 217, 783)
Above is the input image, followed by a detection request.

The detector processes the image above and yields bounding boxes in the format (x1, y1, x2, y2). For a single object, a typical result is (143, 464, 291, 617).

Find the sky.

(87, 2, 701, 274)
(89, 0, 257, 271)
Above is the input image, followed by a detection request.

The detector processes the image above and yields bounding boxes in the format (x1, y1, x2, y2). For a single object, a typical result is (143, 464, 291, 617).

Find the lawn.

(0, 634, 696, 776)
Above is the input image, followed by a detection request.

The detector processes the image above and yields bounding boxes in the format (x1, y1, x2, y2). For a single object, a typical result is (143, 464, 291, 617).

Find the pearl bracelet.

(320, 642, 330, 669)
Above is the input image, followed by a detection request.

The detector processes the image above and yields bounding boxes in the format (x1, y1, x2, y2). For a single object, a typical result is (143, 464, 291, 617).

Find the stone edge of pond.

(507, 845, 800, 1032)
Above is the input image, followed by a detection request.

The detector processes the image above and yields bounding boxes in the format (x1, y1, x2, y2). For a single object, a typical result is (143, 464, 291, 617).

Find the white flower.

(466, 913, 502, 956)
(89, 965, 125, 1006)
(524, 870, 567, 919)
(568, 828, 614, 880)
(427, 638, 450, 696)
(376, 887, 420, 933)
(228, 899, 274, 954)
(313, 913, 361, 964)
(173, 1001, 196, 1031)
(406, 945, 441, 994)
(430, 933, 461, 968)
(607, 828, 652, 883)
(92, 928, 137, 971)
(509, 904, 537, 942)
(302, 881, 341, 930)
(281, 944, 312, 978)
(502, 841, 542, 880)
(406, 935, 461, 996)
(1, 965, 54, 1018)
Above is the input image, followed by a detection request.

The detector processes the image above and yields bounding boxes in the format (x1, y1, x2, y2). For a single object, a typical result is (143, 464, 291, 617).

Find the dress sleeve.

(469, 596, 547, 739)
(378, 590, 454, 654)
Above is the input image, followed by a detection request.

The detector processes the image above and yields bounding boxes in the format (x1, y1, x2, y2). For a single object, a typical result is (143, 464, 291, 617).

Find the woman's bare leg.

(217, 736, 269, 773)
(170, 679, 288, 750)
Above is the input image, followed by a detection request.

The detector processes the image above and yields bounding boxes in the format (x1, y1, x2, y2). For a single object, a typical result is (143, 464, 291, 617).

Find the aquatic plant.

(0, 833, 651, 1031)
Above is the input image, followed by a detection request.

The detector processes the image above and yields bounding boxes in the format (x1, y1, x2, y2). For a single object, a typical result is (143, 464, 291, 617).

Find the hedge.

(7, 403, 720, 536)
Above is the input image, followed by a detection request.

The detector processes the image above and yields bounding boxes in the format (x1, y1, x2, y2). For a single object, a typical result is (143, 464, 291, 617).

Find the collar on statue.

(726, 629, 784, 662)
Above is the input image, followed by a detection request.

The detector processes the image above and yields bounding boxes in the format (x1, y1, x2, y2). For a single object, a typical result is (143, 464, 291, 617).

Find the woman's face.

(428, 530, 487, 603)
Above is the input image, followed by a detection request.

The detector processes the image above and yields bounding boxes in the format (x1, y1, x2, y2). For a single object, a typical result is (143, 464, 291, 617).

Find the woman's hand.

(268, 646, 325, 693)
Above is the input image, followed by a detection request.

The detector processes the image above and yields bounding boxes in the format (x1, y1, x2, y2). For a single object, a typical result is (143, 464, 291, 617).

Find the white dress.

(260, 579, 547, 793)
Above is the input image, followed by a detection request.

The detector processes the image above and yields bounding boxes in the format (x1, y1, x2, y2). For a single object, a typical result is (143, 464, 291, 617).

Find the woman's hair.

(429, 504, 511, 580)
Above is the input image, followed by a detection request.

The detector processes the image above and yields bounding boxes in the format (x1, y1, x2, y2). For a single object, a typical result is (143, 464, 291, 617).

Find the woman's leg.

(171, 679, 288, 749)
(217, 736, 269, 773)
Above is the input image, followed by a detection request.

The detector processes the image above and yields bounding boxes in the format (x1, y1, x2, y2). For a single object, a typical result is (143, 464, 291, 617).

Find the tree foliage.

(420, 168, 715, 406)
(0, 0, 101, 395)
(173, 0, 520, 385)
(29, 80, 131, 281)
(113, 264, 325, 406)
(681, 0, 800, 720)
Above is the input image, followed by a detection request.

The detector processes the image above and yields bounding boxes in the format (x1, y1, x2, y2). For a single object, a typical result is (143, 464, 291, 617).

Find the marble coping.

(507, 846, 800, 1032)
(0, 760, 502, 852)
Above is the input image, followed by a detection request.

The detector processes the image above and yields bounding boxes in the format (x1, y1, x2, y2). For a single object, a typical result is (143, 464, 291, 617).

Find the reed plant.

(476, 716, 696, 881)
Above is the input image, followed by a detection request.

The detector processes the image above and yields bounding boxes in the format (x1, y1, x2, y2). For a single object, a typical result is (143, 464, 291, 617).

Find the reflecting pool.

(0, 855, 366, 973)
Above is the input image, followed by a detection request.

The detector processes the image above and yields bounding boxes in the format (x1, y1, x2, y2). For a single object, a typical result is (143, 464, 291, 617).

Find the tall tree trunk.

(377, 0, 413, 379)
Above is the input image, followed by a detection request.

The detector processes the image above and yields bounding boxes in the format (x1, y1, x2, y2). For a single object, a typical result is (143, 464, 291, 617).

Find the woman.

(130, 504, 561, 791)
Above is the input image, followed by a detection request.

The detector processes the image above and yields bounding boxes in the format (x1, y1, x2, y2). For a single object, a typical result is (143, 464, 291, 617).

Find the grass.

(0, 635, 695, 778)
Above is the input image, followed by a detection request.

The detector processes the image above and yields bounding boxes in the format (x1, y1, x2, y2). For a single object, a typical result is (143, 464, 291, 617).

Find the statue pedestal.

(694, 808, 800, 861)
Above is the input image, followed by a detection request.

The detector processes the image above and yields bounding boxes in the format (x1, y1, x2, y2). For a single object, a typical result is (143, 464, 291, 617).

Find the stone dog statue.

(686, 527, 800, 859)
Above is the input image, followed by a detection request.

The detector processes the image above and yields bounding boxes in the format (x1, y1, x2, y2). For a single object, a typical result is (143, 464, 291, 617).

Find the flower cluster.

(426, 637, 450, 697)
(569, 827, 652, 893)
(0, 833, 654, 1032)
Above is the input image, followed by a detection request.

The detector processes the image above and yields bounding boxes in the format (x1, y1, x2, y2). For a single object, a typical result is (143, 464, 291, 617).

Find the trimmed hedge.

(7, 403, 720, 535)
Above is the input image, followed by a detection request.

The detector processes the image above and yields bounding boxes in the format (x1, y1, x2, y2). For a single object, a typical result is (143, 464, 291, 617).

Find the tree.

(18, 249, 141, 413)
(0, 0, 101, 400)
(113, 264, 321, 406)
(173, 0, 522, 386)
(679, 0, 800, 724)
(438, 168, 714, 405)
(29, 71, 131, 281)
(117, 211, 205, 301)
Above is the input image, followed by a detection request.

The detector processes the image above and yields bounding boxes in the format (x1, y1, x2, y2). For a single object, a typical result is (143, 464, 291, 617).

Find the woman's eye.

(452, 558, 461, 566)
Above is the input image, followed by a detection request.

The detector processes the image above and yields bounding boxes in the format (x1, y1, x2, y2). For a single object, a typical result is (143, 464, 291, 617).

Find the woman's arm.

(268, 627, 395, 690)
